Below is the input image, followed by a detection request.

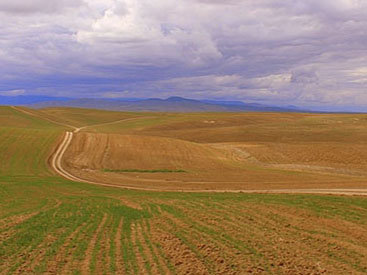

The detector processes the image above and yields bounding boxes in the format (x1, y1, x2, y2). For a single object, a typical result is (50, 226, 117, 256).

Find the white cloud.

(0, 89, 26, 96)
(103, 90, 130, 98)
(0, 0, 367, 109)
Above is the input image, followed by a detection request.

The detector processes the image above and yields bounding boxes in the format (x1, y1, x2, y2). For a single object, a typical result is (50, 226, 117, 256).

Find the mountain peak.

(165, 96, 191, 102)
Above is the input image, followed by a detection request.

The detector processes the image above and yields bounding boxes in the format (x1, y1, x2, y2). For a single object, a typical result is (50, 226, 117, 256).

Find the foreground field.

(2, 176, 367, 274)
(1, 106, 367, 274)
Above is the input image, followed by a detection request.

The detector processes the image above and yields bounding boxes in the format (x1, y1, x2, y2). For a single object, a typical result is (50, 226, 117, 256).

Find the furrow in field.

(164, 201, 261, 251)
(176, 201, 274, 239)
(60, 220, 98, 275)
(150, 218, 210, 275)
(131, 222, 149, 274)
(46, 222, 87, 274)
(0, 212, 39, 235)
(222, 201, 367, 254)
(210, 202, 367, 273)
(120, 224, 137, 274)
(94, 215, 114, 274)
(13, 231, 61, 274)
(253, 205, 367, 272)
(190, 206, 324, 272)
(114, 218, 124, 273)
(167, 200, 366, 273)
(0, 228, 16, 247)
(199, 203, 342, 272)
(136, 222, 161, 274)
(158, 211, 254, 274)
(81, 213, 107, 275)
(1, 210, 67, 274)
(15, 205, 82, 273)
(140, 219, 172, 275)
(118, 197, 143, 210)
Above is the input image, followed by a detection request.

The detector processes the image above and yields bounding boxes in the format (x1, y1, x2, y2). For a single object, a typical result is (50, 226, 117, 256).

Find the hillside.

(52, 109, 367, 191)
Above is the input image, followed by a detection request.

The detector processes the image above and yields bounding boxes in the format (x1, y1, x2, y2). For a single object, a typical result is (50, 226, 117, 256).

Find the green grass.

(0, 127, 61, 176)
(39, 107, 146, 128)
(103, 169, 187, 173)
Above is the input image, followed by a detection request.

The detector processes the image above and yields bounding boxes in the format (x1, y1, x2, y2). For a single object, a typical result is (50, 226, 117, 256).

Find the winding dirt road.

(12, 106, 367, 195)
(50, 131, 162, 191)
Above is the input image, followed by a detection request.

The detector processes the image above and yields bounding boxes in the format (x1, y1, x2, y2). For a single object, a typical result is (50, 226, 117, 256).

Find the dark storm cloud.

(0, 0, 367, 110)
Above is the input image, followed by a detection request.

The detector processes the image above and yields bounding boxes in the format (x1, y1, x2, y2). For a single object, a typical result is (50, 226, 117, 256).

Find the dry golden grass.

(244, 142, 367, 171)
(64, 133, 231, 171)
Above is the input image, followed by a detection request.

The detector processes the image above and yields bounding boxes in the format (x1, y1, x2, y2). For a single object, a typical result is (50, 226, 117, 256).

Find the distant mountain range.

(0, 95, 308, 112)
(0, 95, 70, 105)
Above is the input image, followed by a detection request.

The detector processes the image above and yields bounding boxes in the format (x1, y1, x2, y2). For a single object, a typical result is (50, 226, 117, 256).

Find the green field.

(1, 106, 367, 274)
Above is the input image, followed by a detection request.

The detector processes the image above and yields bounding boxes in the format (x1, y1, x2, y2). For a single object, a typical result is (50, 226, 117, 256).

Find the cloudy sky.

(1, 0, 367, 110)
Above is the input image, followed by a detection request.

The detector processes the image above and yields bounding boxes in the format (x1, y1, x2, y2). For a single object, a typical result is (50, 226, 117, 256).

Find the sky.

(0, 0, 367, 111)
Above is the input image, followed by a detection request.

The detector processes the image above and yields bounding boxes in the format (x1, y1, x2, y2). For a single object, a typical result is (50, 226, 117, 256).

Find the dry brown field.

(43, 109, 367, 191)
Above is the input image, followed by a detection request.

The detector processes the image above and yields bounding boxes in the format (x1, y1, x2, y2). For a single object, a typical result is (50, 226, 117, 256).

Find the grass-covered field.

(1, 106, 367, 274)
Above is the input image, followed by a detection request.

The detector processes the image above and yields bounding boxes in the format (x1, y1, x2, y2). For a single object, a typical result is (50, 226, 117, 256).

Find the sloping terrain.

(64, 133, 231, 172)
(1, 106, 367, 274)
(52, 109, 367, 190)
(244, 142, 367, 172)
(0, 106, 65, 176)
(61, 132, 366, 191)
